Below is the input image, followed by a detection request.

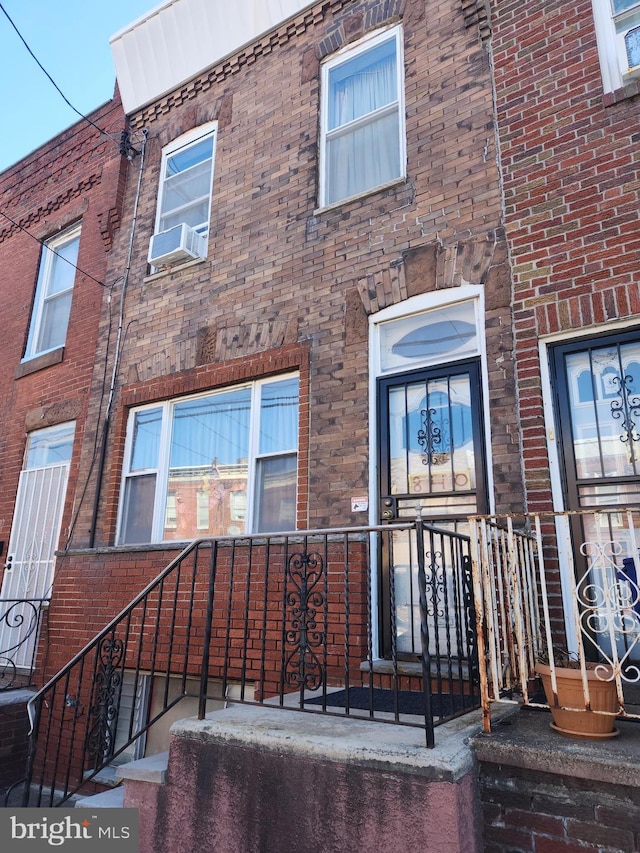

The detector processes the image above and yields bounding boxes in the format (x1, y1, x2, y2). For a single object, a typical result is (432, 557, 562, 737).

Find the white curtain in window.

(326, 47, 399, 205)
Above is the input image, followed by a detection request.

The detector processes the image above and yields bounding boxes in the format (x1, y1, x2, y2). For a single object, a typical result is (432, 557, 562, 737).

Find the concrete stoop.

(112, 704, 502, 853)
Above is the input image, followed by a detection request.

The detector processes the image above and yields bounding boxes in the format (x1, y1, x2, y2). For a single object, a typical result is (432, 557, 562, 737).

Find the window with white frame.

(24, 224, 80, 360)
(118, 374, 299, 544)
(156, 123, 217, 238)
(319, 26, 405, 208)
(591, 0, 640, 92)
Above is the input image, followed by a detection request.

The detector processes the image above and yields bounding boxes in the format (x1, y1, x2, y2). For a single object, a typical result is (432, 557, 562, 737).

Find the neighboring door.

(0, 423, 74, 669)
(551, 332, 640, 661)
(377, 359, 488, 656)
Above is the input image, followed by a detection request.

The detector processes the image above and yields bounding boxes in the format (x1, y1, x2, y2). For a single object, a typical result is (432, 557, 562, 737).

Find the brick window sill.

(15, 347, 64, 379)
(603, 77, 640, 106)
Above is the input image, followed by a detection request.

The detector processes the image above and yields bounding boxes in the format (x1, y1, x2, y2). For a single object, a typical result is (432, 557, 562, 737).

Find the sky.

(0, 0, 160, 173)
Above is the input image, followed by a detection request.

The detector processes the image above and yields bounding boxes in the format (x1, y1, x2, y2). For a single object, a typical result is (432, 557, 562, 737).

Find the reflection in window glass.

(254, 455, 297, 534)
(25, 226, 80, 359)
(379, 301, 478, 373)
(565, 342, 640, 482)
(26, 422, 75, 468)
(119, 375, 299, 544)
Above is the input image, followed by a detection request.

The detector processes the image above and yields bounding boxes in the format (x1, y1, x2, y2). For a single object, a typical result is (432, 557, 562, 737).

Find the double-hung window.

(24, 224, 80, 360)
(319, 25, 405, 208)
(156, 123, 217, 239)
(118, 374, 299, 544)
(592, 0, 640, 91)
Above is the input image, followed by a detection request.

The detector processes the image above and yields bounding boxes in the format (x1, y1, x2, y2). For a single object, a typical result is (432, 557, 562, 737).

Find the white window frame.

(117, 373, 299, 544)
(24, 223, 81, 360)
(25, 421, 75, 469)
(154, 121, 217, 244)
(112, 671, 150, 764)
(367, 287, 495, 659)
(591, 0, 640, 92)
(318, 25, 406, 209)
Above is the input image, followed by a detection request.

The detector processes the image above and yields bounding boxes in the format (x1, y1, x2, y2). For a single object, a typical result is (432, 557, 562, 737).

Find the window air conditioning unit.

(148, 223, 206, 267)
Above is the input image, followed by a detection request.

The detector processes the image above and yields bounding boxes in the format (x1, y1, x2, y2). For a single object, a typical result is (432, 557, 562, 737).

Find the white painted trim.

(23, 223, 81, 361)
(591, 0, 640, 92)
(366, 288, 496, 652)
(154, 121, 218, 253)
(116, 373, 300, 545)
(319, 24, 406, 209)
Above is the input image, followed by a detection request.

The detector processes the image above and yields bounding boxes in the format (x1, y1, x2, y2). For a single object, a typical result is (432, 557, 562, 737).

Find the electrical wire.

(0, 210, 111, 288)
(0, 2, 121, 148)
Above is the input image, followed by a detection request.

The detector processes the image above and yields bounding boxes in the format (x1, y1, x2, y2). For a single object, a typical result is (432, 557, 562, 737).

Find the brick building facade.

(37, 0, 523, 681)
(4, 1, 640, 845)
(0, 95, 126, 673)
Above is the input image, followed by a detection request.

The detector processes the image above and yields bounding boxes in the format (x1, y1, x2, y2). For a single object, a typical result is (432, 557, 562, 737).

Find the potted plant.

(535, 648, 619, 739)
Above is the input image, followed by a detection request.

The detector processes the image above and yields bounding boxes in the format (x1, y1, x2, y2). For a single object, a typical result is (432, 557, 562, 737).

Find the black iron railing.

(0, 598, 49, 691)
(16, 522, 480, 807)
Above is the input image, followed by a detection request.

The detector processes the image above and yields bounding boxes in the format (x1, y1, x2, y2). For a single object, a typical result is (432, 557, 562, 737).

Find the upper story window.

(591, 0, 640, 92)
(118, 374, 299, 544)
(24, 224, 80, 360)
(319, 25, 405, 208)
(148, 123, 217, 267)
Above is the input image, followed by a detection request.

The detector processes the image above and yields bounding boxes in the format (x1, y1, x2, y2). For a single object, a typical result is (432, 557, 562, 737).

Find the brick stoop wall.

(0, 690, 33, 795)
(118, 704, 487, 853)
(472, 708, 640, 853)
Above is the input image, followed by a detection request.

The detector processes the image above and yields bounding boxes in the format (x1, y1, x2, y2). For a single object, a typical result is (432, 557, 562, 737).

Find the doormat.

(306, 687, 477, 717)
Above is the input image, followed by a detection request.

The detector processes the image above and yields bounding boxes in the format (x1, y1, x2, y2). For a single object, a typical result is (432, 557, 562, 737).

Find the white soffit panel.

(111, 0, 317, 115)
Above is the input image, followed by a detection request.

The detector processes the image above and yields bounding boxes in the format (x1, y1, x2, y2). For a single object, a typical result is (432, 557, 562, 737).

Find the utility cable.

(87, 129, 148, 548)
(0, 1, 121, 147)
(0, 210, 110, 288)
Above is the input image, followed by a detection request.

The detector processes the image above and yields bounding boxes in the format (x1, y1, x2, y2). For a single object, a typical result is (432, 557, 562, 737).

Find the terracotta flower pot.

(536, 661, 619, 739)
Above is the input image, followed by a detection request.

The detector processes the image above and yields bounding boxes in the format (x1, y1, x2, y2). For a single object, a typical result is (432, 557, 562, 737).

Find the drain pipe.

(88, 129, 148, 548)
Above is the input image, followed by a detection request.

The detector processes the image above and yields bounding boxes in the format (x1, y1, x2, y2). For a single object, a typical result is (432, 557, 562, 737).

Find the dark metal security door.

(377, 359, 487, 656)
(552, 334, 640, 513)
(551, 332, 640, 663)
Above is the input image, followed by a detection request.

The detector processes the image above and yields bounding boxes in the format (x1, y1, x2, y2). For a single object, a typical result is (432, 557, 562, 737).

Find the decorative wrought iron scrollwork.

(284, 550, 325, 692)
(0, 600, 42, 691)
(417, 408, 450, 465)
(423, 550, 445, 621)
(86, 634, 125, 763)
(576, 539, 640, 683)
(610, 374, 640, 444)
(417, 407, 441, 466)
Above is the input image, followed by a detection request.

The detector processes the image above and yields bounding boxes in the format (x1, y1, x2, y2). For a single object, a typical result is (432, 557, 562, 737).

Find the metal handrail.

(18, 521, 480, 807)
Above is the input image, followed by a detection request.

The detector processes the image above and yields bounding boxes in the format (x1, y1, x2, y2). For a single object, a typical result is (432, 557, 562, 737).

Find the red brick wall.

(42, 537, 368, 691)
(70, 0, 523, 558)
(491, 0, 640, 511)
(0, 96, 126, 589)
(479, 760, 640, 852)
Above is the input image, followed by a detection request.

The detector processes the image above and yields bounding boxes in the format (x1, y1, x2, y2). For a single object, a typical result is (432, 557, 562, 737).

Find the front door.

(551, 332, 640, 661)
(377, 359, 487, 655)
(0, 423, 74, 671)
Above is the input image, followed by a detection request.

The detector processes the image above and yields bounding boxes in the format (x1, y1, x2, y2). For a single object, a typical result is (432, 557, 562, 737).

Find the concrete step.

(115, 751, 169, 786)
(75, 786, 124, 809)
